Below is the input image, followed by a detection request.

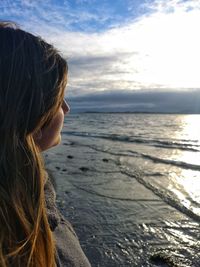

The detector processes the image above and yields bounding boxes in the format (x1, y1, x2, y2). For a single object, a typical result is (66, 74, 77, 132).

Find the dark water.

(45, 113, 200, 266)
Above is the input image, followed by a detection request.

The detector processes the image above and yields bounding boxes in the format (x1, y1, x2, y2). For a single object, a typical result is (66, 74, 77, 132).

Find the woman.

(0, 22, 91, 267)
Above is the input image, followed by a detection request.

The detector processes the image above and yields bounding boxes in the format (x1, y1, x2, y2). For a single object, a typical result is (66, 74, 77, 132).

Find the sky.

(1, 0, 200, 112)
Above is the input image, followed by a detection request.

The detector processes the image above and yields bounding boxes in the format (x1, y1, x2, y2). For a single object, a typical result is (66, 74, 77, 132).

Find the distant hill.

(67, 89, 200, 114)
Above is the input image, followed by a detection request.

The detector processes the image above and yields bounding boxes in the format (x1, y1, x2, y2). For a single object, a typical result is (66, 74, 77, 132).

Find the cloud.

(30, 0, 200, 96)
(145, 0, 200, 13)
(1, 0, 116, 32)
(67, 52, 140, 94)
(67, 89, 200, 113)
(1, 0, 200, 97)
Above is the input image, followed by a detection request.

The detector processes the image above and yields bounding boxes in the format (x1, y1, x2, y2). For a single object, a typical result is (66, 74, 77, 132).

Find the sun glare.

(124, 10, 200, 89)
(168, 115, 200, 215)
(180, 115, 200, 142)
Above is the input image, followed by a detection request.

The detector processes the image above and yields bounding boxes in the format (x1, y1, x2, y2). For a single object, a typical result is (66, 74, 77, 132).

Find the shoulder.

(44, 173, 91, 267)
(54, 218, 91, 267)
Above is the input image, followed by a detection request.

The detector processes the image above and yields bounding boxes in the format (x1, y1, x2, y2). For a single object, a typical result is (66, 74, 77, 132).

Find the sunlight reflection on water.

(179, 114, 200, 142)
(169, 115, 200, 216)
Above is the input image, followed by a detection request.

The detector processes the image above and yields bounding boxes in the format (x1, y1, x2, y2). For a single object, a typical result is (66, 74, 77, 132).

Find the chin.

(52, 135, 62, 147)
(37, 134, 62, 151)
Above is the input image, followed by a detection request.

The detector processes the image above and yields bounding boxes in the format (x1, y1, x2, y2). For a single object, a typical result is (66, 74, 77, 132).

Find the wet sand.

(44, 134, 200, 267)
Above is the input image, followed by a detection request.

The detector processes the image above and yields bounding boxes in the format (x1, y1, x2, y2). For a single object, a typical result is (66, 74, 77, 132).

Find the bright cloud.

(1, 0, 200, 96)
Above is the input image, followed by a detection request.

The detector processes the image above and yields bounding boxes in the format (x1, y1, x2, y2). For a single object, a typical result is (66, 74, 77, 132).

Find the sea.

(45, 113, 200, 267)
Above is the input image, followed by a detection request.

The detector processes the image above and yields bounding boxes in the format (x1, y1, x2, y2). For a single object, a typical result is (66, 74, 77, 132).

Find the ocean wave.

(120, 166, 200, 223)
(63, 131, 200, 152)
(132, 152, 200, 171)
(63, 139, 200, 172)
(88, 143, 200, 171)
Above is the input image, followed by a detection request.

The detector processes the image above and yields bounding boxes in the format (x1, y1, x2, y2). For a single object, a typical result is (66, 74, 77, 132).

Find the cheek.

(48, 109, 64, 139)
(35, 109, 64, 151)
(51, 110, 64, 132)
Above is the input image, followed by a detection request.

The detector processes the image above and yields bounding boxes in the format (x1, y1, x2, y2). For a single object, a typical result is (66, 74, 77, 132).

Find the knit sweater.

(44, 177, 91, 267)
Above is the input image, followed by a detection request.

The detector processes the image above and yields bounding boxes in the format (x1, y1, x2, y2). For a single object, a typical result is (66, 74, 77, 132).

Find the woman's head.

(0, 21, 69, 150)
(0, 21, 69, 266)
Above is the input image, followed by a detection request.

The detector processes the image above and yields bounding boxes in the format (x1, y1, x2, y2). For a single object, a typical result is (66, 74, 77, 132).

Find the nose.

(62, 99, 70, 115)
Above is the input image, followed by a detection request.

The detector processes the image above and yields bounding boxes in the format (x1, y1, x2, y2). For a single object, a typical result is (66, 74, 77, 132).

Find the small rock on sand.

(79, 167, 89, 172)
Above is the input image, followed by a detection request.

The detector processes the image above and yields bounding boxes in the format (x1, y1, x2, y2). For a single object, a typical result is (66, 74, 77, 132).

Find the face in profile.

(34, 99, 70, 151)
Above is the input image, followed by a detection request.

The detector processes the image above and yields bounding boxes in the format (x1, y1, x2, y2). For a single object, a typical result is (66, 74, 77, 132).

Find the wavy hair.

(0, 22, 67, 266)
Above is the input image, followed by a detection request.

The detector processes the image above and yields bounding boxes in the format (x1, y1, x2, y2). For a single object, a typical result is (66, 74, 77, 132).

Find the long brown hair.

(0, 22, 67, 266)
